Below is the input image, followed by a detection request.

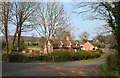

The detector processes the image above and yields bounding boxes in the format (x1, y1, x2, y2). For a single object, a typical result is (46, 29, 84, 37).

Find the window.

(90, 47, 92, 50)
(93, 48, 95, 50)
(59, 45, 62, 47)
(68, 45, 70, 47)
(48, 45, 49, 47)
(83, 48, 85, 50)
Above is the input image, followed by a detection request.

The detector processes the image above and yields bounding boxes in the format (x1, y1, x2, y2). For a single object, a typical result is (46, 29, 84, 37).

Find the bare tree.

(79, 32, 90, 42)
(32, 2, 72, 55)
(10, 2, 39, 52)
(31, 33, 35, 46)
(75, 1, 120, 77)
(95, 24, 112, 35)
(55, 27, 73, 40)
(1, 2, 12, 53)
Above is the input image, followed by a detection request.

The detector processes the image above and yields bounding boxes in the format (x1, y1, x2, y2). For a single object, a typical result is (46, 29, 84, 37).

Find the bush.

(9, 39, 28, 52)
(2, 50, 103, 63)
(52, 50, 102, 62)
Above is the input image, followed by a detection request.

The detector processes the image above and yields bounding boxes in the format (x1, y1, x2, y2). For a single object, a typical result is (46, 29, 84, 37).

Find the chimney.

(66, 36, 69, 41)
(52, 34, 55, 41)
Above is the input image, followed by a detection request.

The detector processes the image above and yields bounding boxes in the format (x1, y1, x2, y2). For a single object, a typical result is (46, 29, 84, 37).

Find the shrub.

(2, 50, 103, 62)
(52, 50, 102, 62)
(9, 39, 28, 52)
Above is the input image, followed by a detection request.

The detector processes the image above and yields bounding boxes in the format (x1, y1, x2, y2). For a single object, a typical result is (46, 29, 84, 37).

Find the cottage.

(81, 41, 97, 50)
(44, 35, 81, 54)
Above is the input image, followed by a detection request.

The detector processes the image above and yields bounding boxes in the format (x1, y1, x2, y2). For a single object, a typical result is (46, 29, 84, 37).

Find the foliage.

(79, 32, 90, 42)
(76, 2, 120, 77)
(55, 27, 73, 40)
(92, 40, 105, 48)
(39, 36, 46, 50)
(109, 48, 118, 54)
(106, 55, 118, 73)
(10, 39, 28, 52)
(98, 55, 118, 77)
(2, 50, 103, 62)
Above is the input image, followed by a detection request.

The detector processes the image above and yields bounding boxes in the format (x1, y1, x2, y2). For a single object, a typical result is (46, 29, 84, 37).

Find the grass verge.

(98, 64, 118, 78)
(109, 49, 117, 54)
(28, 46, 40, 48)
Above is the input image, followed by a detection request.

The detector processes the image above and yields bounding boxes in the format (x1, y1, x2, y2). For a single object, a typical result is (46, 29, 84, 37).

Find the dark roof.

(70, 40, 77, 45)
(61, 40, 70, 46)
(52, 39, 80, 48)
(52, 40, 61, 45)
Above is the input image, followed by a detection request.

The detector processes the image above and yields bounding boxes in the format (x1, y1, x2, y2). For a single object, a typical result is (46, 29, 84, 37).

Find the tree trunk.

(3, 3, 10, 54)
(116, 25, 120, 77)
(11, 24, 19, 53)
(18, 24, 22, 53)
(5, 24, 9, 54)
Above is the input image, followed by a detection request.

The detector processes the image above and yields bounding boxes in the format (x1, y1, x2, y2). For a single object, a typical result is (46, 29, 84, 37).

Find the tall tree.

(33, 2, 72, 54)
(1, 2, 12, 53)
(79, 32, 90, 42)
(11, 2, 39, 52)
(31, 33, 35, 46)
(55, 27, 73, 40)
(75, 1, 120, 77)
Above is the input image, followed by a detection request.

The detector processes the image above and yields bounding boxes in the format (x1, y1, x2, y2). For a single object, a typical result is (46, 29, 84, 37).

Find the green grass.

(27, 46, 41, 48)
(98, 64, 118, 78)
(25, 41, 39, 44)
(109, 49, 117, 54)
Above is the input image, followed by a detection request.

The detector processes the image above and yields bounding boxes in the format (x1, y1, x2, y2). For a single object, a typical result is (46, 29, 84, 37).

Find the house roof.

(79, 40, 93, 45)
(52, 40, 61, 45)
(79, 42, 86, 44)
(70, 40, 77, 45)
(61, 40, 71, 46)
(52, 39, 80, 48)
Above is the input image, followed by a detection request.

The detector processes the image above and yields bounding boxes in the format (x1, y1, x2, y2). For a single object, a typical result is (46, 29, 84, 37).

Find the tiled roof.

(52, 39, 80, 49)
(61, 40, 70, 46)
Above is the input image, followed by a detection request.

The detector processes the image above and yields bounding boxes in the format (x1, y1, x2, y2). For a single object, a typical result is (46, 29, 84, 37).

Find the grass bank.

(98, 54, 118, 78)
(109, 48, 117, 54)
(98, 64, 118, 78)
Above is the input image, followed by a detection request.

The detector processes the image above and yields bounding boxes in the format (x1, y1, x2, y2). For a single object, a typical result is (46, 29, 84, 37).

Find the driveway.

(2, 45, 112, 76)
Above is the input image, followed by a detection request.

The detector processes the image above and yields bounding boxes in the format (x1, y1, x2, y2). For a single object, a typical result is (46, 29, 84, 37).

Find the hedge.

(2, 50, 103, 62)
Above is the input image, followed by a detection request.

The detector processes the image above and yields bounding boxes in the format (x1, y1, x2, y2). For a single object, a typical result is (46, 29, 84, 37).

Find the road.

(2, 45, 112, 76)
